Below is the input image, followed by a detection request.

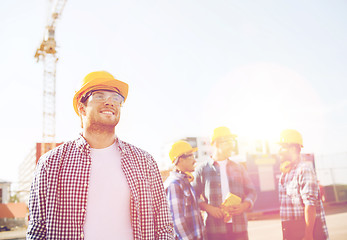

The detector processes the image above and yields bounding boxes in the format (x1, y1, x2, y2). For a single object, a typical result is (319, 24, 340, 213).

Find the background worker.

(164, 140, 206, 240)
(278, 129, 329, 240)
(193, 126, 257, 240)
(27, 71, 174, 239)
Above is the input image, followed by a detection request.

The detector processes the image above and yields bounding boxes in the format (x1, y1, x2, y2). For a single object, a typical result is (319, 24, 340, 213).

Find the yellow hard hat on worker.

(169, 140, 198, 164)
(73, 71, 129, 116)
(211, 126, 237, 144)
(278, 129, 303, 147)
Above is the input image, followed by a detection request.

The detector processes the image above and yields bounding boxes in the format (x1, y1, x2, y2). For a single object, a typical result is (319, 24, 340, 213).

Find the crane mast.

(35, 0, 67, 153)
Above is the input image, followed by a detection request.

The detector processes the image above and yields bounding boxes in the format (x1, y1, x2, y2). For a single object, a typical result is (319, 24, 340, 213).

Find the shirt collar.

(76, 133, 125, 154)
(210, 157, 234, 166)
(171, 170, 190, 181)
(76, 134, 90, 154)
(117, 137, 126, 151)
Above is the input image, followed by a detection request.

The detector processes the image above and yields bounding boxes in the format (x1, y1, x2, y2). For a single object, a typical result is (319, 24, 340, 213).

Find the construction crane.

(34, 0, 67, 154)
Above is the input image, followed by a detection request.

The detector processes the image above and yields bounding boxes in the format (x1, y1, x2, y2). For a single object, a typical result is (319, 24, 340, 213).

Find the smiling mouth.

(100, 110, 114, 115)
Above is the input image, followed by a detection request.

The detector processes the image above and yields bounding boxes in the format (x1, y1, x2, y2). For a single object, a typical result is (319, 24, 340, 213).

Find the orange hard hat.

(169, 140, 198, 163)
(279, 129, 303, 147)
(211, 126, 237, 144)
(73, 71, 128, 116)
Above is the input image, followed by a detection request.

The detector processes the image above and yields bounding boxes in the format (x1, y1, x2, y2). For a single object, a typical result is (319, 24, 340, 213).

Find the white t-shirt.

(217, 160, 232, 223)
(84, 142, 133, 239)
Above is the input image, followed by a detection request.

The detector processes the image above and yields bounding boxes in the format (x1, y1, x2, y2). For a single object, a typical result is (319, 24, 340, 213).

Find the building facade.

(0, 179, 11, 204)
(17, 146, 36, 204)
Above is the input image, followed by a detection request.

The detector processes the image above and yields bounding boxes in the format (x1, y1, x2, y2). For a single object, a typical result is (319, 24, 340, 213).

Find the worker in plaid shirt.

(193, 127, 257, 240)
(27, 71, 174, 239)
(164, 140, 206, 240)
(278, 129, 329, 240)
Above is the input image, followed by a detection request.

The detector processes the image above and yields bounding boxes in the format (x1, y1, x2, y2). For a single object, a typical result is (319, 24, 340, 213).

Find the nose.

(104, 96, 114, 106)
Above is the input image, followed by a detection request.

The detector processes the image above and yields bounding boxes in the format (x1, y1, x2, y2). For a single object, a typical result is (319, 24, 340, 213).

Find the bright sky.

(1, 0, 347, 183)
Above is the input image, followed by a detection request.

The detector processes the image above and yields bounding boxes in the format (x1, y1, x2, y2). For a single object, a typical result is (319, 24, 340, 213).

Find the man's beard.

(88, 122, 116, 134)
(86, 116, 119, 134)
(279, 152, 295, 173)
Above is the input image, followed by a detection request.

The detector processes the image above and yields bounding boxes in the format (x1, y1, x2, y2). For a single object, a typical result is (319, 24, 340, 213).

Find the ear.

(212, 141, 219, 148)
(78, 102, 87, 116)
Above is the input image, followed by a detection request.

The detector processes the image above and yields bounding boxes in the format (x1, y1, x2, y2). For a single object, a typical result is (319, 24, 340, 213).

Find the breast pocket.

(286, 181, 303, 205)
(230, 171, 243, 182)
(183, 189, 193, 212)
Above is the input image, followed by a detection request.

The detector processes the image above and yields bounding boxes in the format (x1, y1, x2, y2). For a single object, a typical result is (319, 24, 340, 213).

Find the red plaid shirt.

(193, 159, 257, 234)
(27, 135, 174, 239)
(279, 161, 329, 239)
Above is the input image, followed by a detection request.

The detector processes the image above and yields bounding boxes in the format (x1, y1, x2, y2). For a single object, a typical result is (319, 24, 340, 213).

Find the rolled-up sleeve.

(192, 165, 205, 203)
(241, 165, 257, 208)
(299, 166, 319, 206)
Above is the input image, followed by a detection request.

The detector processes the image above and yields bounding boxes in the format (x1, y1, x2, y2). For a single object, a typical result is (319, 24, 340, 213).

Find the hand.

(220, 205, 233, 222)
(228, 202, 251, 215)
(206, 205, 224, 219)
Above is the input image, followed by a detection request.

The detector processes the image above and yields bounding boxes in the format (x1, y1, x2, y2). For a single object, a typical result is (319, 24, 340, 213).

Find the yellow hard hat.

(73, 71, 129, 116)
(211, 126, 237, 144)
(279, 129, 303, 147)
(169, 140, 198, 163)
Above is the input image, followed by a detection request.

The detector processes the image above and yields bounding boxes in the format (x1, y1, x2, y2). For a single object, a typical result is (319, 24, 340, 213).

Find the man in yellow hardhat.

(27, 71, 174, 239)
(164, 140, 206, 240)
(278, 129, 329, 240)
(193, 126, 256, 240)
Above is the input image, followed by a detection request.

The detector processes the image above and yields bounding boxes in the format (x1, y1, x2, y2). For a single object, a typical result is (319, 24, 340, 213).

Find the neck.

(82, 128, 116, 149)
(175, 166, 187, 173)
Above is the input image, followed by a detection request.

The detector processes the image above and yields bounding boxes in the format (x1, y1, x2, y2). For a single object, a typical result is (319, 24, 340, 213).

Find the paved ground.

(0, 227, 26, 240)
(1, 202, 346, 240)
(248, 202, 347, 240)
(249, 212, 347, 240)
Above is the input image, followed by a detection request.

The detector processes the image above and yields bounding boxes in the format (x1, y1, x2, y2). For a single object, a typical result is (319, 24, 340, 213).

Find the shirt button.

(84, 183, 88, 187)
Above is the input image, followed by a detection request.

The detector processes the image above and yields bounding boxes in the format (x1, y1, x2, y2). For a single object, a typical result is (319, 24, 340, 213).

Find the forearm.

(241, 200, 251, 211)
(199, 201, 211, 212)
(199, 201, 224, 219)
(304, 205, 316, 238)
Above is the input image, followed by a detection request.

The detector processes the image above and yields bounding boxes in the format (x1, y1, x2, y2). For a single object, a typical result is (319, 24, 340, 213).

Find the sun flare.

(203, 62, 324, 151)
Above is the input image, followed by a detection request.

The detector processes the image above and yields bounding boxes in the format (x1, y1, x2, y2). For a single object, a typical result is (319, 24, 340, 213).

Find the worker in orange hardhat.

(164, 140, 206, 240)
(278, 129, 329, 240)
(278, 129, 304, 173)
(211, 126, 238, 157)
(192, 126, 256, 240)
(73, 71, 128, 130)
(73, 70, 129, 116)
(27, 71, 175, 239)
